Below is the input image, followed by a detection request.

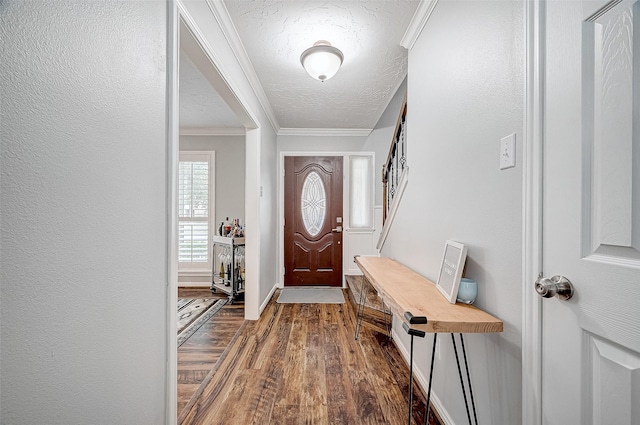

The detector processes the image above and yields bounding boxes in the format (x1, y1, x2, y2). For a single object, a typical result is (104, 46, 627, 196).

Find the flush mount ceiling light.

(300, 40, 344, 82)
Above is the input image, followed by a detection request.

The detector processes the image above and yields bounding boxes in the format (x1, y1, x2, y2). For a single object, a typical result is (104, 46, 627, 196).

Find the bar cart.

(210, 236, 245, 304)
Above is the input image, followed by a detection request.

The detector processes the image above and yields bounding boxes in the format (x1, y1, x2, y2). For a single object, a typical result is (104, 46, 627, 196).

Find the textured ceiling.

(223, 0, 419, 130)
(179, 50, 243, 130)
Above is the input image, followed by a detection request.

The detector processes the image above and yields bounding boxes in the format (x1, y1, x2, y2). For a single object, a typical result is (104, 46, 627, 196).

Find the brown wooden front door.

(284, 156, 343, 286)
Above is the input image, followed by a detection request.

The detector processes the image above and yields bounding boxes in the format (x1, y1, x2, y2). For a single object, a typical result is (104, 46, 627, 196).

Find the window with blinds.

(179, 152, 215, 271)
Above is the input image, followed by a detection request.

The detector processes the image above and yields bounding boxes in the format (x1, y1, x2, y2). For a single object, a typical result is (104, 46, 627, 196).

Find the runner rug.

(177, 298, 227, 347)
(276, 287, 345, 304)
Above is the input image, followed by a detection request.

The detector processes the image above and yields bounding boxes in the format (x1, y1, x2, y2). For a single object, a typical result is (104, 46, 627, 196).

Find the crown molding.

(277, 128, 373, 137)
(400, 0, 439, 50)
(180, 127, 245, 136)
(206, 0, 281, 133)
(178, 1, 259, 129)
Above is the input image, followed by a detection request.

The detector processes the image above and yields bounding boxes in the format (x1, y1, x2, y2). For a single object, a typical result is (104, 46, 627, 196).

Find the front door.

(541, 0, 640, 423)
(284, 156, 343, 286)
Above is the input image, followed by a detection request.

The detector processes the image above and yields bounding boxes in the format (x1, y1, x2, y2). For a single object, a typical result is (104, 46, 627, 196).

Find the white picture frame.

(436, 240, 468, 304)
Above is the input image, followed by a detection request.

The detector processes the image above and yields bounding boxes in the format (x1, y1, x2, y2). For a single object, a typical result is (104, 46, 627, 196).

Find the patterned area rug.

(177, 298, 227, 347)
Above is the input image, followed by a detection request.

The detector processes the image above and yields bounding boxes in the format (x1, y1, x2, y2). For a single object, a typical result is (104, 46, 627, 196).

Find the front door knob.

(535, 274, 574, 300)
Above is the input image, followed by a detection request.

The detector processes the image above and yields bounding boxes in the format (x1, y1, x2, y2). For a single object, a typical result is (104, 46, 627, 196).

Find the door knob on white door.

(535, 273, 574, 300)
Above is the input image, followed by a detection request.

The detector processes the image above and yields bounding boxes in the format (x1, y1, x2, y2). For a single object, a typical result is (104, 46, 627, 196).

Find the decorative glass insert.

(301, 171, 326, 237)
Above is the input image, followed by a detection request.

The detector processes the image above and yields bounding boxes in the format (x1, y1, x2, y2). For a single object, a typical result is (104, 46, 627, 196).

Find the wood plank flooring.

(179, 288, 443, 425)
(177, 288, 245, 415)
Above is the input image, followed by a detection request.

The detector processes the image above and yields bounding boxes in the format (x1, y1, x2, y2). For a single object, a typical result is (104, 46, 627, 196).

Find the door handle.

(535, 273, 574, 300)
(332, 226, 342, 233)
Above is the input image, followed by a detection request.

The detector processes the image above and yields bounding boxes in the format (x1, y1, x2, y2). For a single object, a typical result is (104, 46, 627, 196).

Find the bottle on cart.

(223, 217, 232, 237)
(237, 265, 243, 290)
(219, 261, 225, 280)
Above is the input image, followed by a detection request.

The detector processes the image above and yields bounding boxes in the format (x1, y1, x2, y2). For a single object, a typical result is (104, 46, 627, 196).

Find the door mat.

(276, 287, 345, 304)
(177, 298, 227, 347)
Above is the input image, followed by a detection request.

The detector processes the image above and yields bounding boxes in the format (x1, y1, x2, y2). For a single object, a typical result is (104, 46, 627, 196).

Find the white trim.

(244, 128, 261, 320)
(205, 0, 280, 133)
(166, 2, 179, 423)
(522, 1, 544, 424)
(259, 283, 279, 314)
(177, 0, 262, 322)
(277, 128, 373, 137)
(400, 0, 439, 50)
(391, 328, 455, 425)
(178, 150, 216, 273)
(345, 228, 375, 234)
(376, 166, 409, 251)
(178, 281, 212, 288)
(178, 0, 260, 130)
(180, 127, 245, 136)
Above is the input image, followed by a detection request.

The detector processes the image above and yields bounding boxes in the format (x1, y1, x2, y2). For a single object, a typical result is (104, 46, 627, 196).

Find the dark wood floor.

(177, 288, 245, 415)
(178, 288, 442, 425)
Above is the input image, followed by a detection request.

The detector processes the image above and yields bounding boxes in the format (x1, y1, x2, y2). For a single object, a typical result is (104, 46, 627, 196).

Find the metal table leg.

(423, 333, 438, 425)
(381, 297, 392, 340)
(452, 333, 477, 425)
(402, 322, 426, 425)
(459, 334, 478, 425)
(354, 274, 370, 340)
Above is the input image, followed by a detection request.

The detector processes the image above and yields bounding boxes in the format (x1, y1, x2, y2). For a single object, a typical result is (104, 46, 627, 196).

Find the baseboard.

(259, 283, 278, 315)
(391, 328, 456, 425)
(178, 282, 211, 288)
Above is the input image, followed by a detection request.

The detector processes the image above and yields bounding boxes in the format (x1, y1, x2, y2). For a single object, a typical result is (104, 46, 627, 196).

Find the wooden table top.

(355, 256, 503, 334)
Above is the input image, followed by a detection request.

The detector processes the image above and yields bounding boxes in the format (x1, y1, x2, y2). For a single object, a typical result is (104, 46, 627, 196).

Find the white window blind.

(349, 155, 373, 228)
(179, 152, 214, 271)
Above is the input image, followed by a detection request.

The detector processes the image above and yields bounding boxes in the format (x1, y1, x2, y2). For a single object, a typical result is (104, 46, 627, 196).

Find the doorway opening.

(168, 7, 261, 423)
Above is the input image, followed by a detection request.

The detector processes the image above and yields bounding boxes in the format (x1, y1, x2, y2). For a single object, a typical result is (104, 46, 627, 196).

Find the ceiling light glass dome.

(300, 40, 344, 82)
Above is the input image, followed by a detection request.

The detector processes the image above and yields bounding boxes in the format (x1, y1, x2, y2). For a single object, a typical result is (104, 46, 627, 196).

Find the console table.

(354, 256, 503, 425)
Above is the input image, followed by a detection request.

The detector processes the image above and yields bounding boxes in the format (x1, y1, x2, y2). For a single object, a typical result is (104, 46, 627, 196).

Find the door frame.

(522, 0, 545, 424)
(167, 1, 262, 423)
(278, 151, 375, 288)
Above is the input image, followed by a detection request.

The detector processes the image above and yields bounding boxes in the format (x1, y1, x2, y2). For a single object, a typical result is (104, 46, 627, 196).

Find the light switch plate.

(500, 133, 516, 170)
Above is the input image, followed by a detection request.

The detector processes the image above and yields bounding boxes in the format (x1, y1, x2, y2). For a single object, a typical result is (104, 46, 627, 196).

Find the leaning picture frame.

(436, 240, 468, 304)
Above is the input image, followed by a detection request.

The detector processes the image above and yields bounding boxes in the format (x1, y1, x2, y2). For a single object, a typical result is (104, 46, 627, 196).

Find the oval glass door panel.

(301, 171, 326, 237)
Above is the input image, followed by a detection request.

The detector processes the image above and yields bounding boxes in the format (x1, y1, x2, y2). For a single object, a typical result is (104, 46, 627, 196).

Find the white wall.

(180, 135, 246, 227)
(383, 2, 524, 424)
(260, 131, 278, 302)
(0, 2, 168, 424)
(363, 78, 407, 206)
(277, 134, 368, 153)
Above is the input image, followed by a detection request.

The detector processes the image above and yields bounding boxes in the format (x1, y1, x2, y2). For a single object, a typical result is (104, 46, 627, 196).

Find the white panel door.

(542, 0, 640, 424)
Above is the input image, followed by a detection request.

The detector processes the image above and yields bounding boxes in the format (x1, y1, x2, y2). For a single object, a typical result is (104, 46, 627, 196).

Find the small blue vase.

(457, 278, 478, 304)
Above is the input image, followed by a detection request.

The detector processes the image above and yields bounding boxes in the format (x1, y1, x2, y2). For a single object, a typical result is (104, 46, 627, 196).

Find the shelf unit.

(210, 236, 245, 304)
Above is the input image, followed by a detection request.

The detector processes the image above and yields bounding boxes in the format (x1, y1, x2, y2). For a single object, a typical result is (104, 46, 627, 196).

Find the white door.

(542, 0, 640, 423)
